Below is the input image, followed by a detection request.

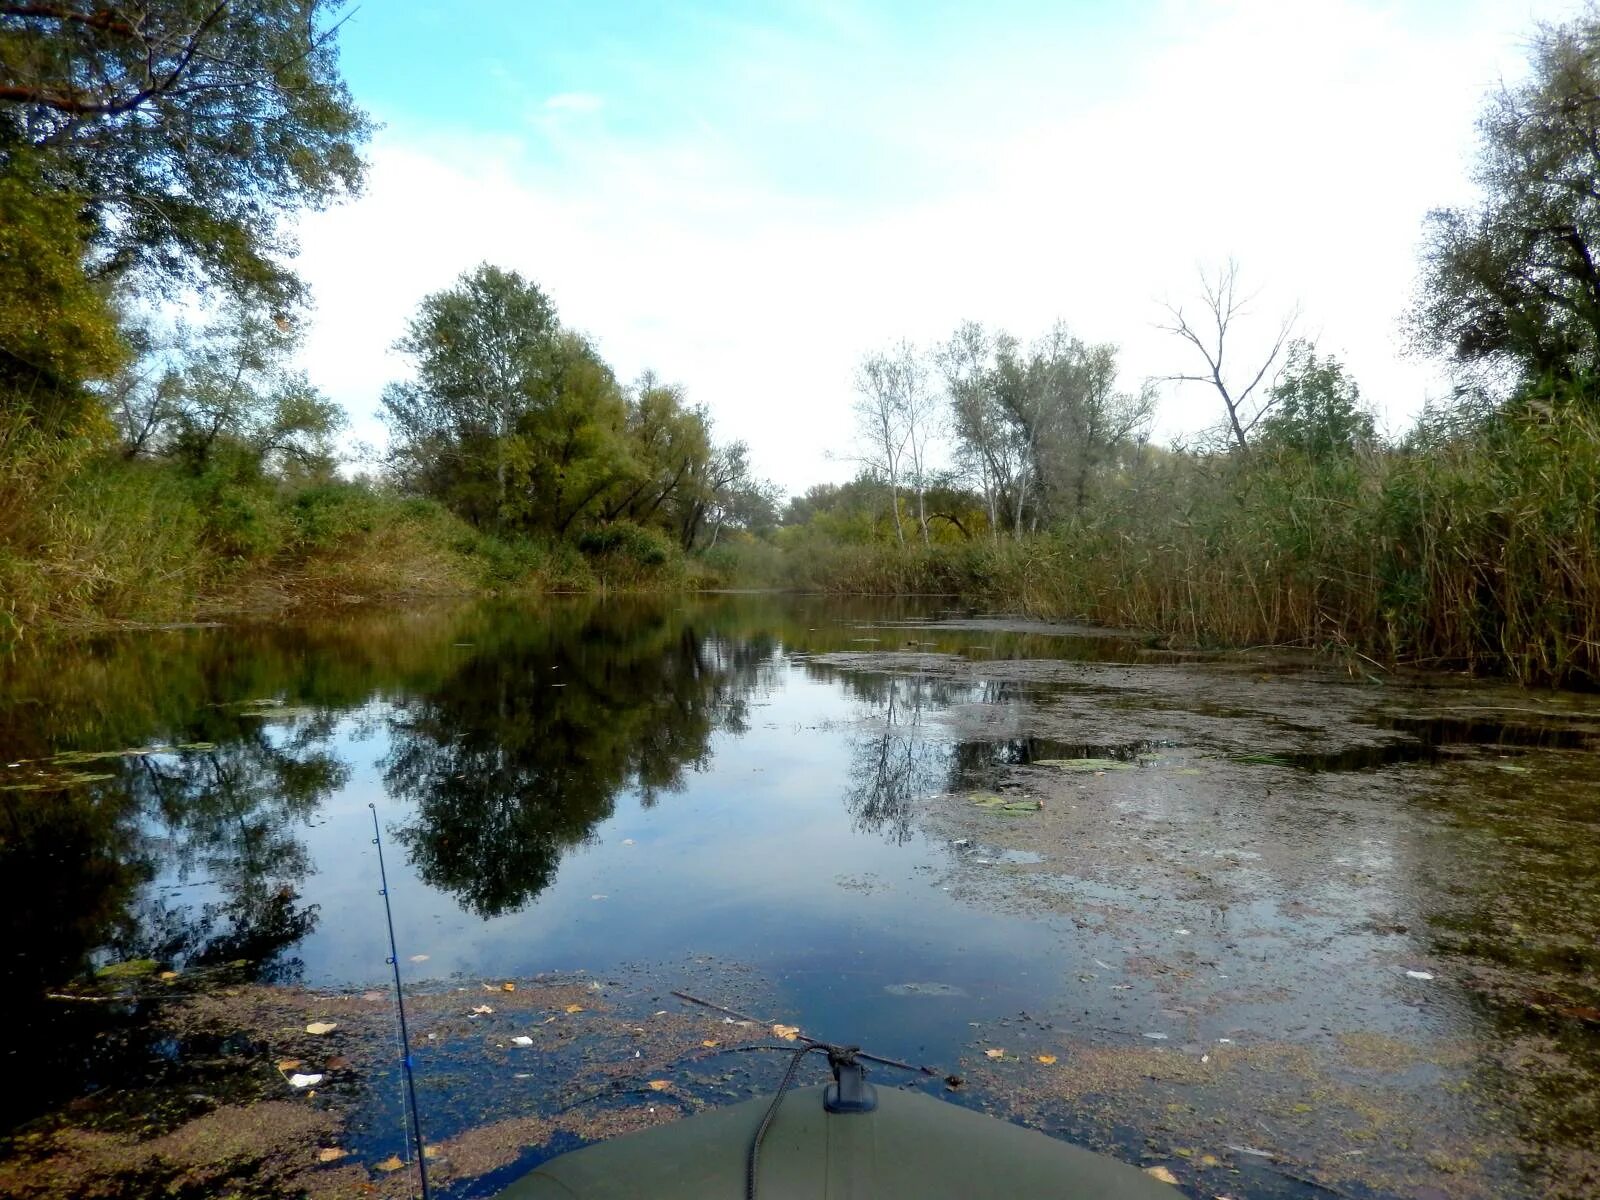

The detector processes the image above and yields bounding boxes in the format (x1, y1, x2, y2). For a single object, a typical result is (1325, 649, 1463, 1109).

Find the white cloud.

(542, 91, 604, 114)
(294, 0, 1577, 493)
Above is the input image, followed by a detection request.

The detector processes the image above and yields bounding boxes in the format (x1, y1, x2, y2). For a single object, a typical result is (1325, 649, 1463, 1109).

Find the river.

(2, 595, 1597, 1199)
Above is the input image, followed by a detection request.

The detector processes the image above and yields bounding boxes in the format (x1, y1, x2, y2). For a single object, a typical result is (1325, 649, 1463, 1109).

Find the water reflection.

(387, 606, 777, 917)
(839, 675, 955, 842)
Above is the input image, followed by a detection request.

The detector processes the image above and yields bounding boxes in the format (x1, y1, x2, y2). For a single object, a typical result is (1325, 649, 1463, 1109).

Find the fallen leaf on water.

(375, 1155, 405, 1172)
(564, 1004, 584, 1014)
(1036, 1054, 1057, 1065)
(1142, 1165, 1179, 1184)
(501, 982, 516, 992)
(408, 954, 429, 963)
(288, 1073, 324, 1088)
(647, 1080, 671, 1091)
(771, 1024, 800, 1041)
(1199, 1154, 1219, 1167)
(325, 1055, 351, 1070)
(470, 1005, 493, 1015)
(317, 1148, 347, 1163)
(304, 1021, 337, 1035)
(701, 1039, 720, 1048)
(158, 970, 179, 981)
(277, 1058, 302, 1072)
(423, 1145, 442, 1159)
(984, 1048, 1005, 1060)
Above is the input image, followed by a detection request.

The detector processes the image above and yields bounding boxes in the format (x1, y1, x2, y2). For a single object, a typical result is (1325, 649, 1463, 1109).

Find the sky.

(292, 0, 1582, 494)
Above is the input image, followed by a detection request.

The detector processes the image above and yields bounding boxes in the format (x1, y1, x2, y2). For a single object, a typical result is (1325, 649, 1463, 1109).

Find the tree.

(938, 322, 1028, 540)
(1256, 341, 1375, 460)
(0, 0, 370, 311)
(0, 158, 123, 532)
(1161, 260, 1298, 449)
(851, 349, 911, 545)
(382, 265, 628, 534)
(679, 439, 780, 550)
(117, 304, 342, 475)
(1010, 322, 1152, 517)
(1414, 10, 1600, 383)
(888, 340, 938, 546)
(955, 322, 1151, 531)
(602, 374, 713, 530)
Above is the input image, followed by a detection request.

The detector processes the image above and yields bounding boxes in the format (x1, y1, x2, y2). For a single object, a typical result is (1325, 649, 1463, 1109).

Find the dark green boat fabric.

(497, 1084, 1179, 1199)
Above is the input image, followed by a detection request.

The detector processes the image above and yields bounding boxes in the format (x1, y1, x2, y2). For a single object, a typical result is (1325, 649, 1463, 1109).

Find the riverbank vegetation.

(0, 3, 775, 643)
(5, 6, 1600, 684)
(751, 11, 1600, 687)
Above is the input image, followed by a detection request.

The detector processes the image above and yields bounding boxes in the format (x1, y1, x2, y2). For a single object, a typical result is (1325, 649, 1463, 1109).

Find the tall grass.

(767, 392, 1600, 687)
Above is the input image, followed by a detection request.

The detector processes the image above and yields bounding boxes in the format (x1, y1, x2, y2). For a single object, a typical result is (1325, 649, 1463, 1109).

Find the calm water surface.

(4, 594, 1598, 1198)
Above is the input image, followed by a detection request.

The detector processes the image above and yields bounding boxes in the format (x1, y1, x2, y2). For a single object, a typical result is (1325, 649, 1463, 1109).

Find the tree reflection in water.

(387, 603, 777, 917)
(836, 673, 968, 842)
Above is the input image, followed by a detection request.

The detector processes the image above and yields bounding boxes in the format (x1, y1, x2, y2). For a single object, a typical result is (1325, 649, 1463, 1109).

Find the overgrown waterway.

(3, 595, 1597, 1199)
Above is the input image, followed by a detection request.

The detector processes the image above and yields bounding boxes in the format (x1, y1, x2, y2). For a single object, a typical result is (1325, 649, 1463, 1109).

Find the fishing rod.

(371, 802, 431, 1200)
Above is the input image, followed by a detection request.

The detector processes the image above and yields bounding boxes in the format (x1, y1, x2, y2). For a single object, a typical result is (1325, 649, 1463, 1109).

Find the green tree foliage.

(116, 304, 343, 476)
(0, 0, 368, 599)
(383, 264, 775, 550)
(382, 264, 629, 534)
(0, 158, 123, 531)
(932, 322, 1152, 536)
(1257, 341, 1375, 459)
(0, 0, 370, 310)
(1415, 8, 1600, 381)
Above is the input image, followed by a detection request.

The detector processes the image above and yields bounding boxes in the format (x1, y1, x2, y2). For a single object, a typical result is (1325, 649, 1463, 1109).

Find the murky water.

(3, 595, 1598, 1198)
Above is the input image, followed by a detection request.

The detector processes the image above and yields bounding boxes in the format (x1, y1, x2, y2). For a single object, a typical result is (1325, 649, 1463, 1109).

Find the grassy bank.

(753, 388, 1600, 688)
(0, 456, 712, 645)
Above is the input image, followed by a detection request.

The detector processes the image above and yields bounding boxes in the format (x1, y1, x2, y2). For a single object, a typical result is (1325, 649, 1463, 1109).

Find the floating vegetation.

(1032, 758, 1139, 772)
(967, 792, 1041, 814)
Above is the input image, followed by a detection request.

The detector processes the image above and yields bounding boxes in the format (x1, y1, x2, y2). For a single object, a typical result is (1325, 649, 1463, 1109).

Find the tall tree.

(0, 0, 370, 311)
(382, 265, 628, 535)
(1160, 260, 1297, 449)
(115, 304, 342, 475)
(852, 350, 910, 545)
(1256, 341, 1375, 460)
(1414, 9, 1600, 383)
(938, 321, 1027, 540)
(888, 340, 938, 546)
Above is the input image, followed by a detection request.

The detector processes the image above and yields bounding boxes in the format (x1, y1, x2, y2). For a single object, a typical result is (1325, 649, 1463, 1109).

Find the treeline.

(763, 10, 1600, 687)
(0, 4, 772, 642)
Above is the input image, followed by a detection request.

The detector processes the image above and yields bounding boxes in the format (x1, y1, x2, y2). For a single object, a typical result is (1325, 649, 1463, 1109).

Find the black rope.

(745, 1039, 861, 1200)
(371, 803, 431, 1200)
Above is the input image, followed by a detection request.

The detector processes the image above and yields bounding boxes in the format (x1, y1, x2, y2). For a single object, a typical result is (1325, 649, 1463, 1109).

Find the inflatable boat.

(497, 1040, 1179, 1199)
